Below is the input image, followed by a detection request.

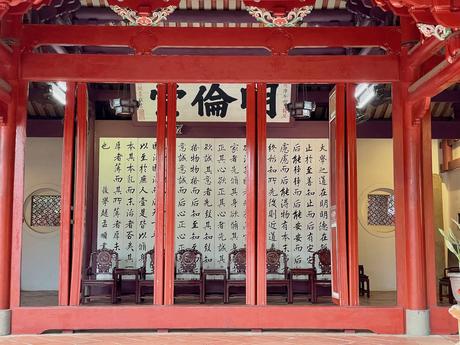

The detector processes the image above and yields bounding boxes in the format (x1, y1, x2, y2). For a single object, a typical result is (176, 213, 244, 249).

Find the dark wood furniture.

(114, 267, 141, 302)
(135, 249, 154, 304)
(266, 246, 292, 304)
(203, 268, 227, 303)
(359, 264, 370, 298)
(174, 248, 205, 304)
(289, 268, 316, 303)
(439, 267, 460, 304)
(311, 247, 331, 303)
(81, 247, 120, 304)
(225, 248, 246, 304)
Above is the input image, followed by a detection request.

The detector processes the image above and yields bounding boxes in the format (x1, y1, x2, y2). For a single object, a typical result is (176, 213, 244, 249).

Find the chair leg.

(225, 285, 230, 304)
(366, 279, 370, 298)
(200, 282, 205, 304)
(135, 283, 140, 304)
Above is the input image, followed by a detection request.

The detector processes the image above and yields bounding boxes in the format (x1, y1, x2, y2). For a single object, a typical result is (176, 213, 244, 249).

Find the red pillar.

(393, 81, 429, 335)
(0, 82, 17, 335)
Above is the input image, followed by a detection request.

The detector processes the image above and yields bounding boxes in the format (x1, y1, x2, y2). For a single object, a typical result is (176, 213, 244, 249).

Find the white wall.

(357, 139, 396, 291)
(21, 137, 62, 291)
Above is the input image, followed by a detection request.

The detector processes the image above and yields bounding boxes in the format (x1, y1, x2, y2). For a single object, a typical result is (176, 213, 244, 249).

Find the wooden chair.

(311, 247, 331, 303)
(225, 248, 246, 304)
(81, 246, 119, 304)
(135, 249, 154, 304)
(174, 248, 205, 304)
(439, 267, 460, 304)
(359, 264, 370, 298)
(266, 245, 292, 304)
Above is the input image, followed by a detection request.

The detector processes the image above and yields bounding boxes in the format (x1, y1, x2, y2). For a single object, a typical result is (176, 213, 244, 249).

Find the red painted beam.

(11, 305, 405, 334)
(0, 41, 12, 67)
(21, 54, 399, 83)
(20, 25, 401, 53)
(0, 86, 11, 105)
(153, 84, 166, 305)
(408, 58, 460, 104)
(406, 35, 447, 71)
(58, 82, 76, 306)
(69, 83, 88, 306)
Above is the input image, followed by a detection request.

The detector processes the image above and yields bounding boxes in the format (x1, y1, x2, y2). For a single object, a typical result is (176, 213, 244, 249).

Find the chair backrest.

(89, 247, 118, 278)
(313, 248, 331, 275)
(228, 248, 246, 279)
(266, 246, 288, 279)
(359, 264, 364, 276)
(175, 248, 203, 279)
(142, 249, 155, 274)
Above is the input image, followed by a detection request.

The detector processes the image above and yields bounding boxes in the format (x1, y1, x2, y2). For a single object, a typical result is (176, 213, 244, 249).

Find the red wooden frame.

(58, 82, 76, 306)
(9, 81, 28, 309)
(346, 84, 359, 306)
(256, 83, 267, 305)
(21, 54, 399, 84)
(20, 26, 402, 53)
(69, 83, 88, 306)
(164, 83, 177, 305)
(245, 83, 257, 305)
(153, 84, 167, 305)
(11, 305, 405, 334)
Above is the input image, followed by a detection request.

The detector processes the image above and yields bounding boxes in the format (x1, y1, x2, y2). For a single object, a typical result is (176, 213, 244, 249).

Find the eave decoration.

(107, 0, 179, 26)
(372, 0, 459, 40)
(0, 0, 51, 20)
(243, 0, 315, 27)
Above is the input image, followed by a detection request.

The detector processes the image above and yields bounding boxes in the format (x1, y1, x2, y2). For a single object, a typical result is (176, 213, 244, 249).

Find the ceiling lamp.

(108, 0, 180, 26)
(243, 0, 315, 27)
(286, 84, 316, 119)
(110, 84, 139, 117)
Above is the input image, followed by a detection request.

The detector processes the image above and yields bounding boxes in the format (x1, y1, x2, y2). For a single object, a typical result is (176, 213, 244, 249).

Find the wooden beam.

(20, 25, 401, 53)
(11, 305, 405, 335)
(21, 54, 399, 83)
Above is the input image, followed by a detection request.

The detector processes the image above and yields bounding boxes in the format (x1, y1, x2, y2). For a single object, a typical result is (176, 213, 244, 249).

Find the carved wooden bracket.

(0, 0, 52, 20)
(411, 97, 430, 125)
(107, 0, 179, 26)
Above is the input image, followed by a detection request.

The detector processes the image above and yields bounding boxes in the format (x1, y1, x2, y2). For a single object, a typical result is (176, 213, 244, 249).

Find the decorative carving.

(30, 194, 61, 227)
(229, 248, 246, 274)
(266, 246, 287, 274)
(110, 4, 176, 26)
(417, 23, 452, 41)
(0, 0, 52, 19)
(93, 247, 118, 275)
(313, 248, 331, 275)
(367, 194, 395, 226)
(246, 5, 313, 27)
(176, 248, 201, 274)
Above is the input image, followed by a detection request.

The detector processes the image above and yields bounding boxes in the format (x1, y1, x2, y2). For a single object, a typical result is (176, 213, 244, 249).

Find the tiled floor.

(0, 332, 458, 345)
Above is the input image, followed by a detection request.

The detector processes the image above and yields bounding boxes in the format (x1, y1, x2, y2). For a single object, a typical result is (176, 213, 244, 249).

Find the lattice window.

(367, 194, 395, 226)
(30, 195, 61, 227)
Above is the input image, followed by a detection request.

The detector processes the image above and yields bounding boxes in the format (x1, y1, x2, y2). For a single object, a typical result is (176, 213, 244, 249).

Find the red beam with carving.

(20, 25, 401, 53)
(69, 83, 88, 306)
(58, 82, 76, 306)
(21, 54, 399, 83)
(153, 84, 166, 305)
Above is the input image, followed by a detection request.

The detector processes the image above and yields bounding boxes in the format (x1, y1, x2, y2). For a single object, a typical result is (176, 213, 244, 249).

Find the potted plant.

(439, 220, 460, 304)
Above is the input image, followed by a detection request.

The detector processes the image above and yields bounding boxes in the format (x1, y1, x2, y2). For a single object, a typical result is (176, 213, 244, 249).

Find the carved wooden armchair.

(266, 245, 292, 303)
(81, 246, 119, 304)
(135, 249, 154, 304)
(311, 247, 331, 303)
(225, 248, 246, 304)
(174, 248, 205, 304)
